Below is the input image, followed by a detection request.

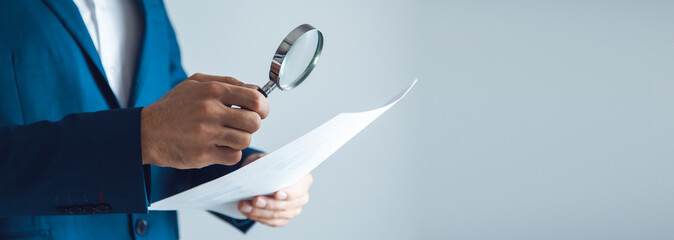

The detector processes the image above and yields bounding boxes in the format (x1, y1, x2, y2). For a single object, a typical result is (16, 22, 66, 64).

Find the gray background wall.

(164, 0, 674, 239)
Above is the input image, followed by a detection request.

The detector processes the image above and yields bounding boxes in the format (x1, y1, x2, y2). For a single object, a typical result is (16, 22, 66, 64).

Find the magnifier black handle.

(257, 81, 276, 98)
(256, 86, 268, 98)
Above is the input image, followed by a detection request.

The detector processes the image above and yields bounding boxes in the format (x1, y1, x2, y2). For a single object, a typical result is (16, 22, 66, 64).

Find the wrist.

(140, 107, 157, 166)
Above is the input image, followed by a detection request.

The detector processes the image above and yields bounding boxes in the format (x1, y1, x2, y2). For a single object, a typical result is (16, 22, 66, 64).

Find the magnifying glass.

(257, 24, 324, 97)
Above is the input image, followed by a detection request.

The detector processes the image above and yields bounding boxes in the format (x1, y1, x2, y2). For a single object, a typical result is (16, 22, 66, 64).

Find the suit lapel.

(41, 0, 121, 109)
(128, 0, 155, 108)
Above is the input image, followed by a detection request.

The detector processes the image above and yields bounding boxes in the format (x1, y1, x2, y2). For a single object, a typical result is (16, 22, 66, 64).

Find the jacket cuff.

(54, 107, 149, 214)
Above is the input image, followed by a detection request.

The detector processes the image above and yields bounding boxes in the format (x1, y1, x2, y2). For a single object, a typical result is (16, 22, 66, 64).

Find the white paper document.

(149, 80, 417, 219)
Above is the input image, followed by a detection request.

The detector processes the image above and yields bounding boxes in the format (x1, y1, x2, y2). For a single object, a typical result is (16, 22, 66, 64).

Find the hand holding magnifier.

(257, 24, 324, 97)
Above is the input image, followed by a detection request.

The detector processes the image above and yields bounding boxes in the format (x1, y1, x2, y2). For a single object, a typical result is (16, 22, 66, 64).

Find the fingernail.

(240, 204, 252, 213)
(255, 198, 267, 208)
(277, 191, 288, 200)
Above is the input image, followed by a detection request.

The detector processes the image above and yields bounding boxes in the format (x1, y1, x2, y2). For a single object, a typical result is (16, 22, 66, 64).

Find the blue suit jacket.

(0, 0, 256, 238)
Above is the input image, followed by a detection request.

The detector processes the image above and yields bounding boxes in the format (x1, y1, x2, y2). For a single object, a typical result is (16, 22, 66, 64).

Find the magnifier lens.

(259, 24, 323, 97)
(278, 29, 321, 89)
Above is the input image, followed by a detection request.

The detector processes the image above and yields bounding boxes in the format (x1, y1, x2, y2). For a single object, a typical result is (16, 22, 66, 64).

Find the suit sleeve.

(0, 108, 149, 216)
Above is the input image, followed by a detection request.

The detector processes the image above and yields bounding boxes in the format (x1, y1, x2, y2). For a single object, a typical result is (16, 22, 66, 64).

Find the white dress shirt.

(73, 0, 142, 108)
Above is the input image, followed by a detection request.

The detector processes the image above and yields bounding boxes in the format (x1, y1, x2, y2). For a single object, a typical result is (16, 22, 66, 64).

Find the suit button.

(135, 219, 148, 235)
(96, 204, 111, 213)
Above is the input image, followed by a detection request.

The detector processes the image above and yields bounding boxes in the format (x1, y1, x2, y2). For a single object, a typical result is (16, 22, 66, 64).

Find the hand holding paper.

(238, 173, 313, 227)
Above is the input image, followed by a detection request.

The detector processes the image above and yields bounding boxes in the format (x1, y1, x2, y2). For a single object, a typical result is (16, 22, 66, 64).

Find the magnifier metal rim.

(269, 24, 324, 91)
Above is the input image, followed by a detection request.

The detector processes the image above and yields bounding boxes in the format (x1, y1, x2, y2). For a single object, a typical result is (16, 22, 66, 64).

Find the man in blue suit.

(0, 0, 313, 239)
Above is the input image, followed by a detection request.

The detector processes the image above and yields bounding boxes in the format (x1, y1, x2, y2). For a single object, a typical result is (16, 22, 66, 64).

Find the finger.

(221, 107, 262, 133)
(253, 194, 309, 211)
(215, 86, 269, 119)
(243, 84, 266, 97)
(189, 73, 244, 86)
(209, 145, 242, 166)
(200, 100, 261, 133)
(239, 199, 298, 222)
(187, 145, 241, 168)
(247, 205, 302, 220)
(256, 218, 290, 227)
(238, 200, 254, 216)
(276, 174, 313, 200)
(243, 83, 261, 90)
(191, 76, 269, 119)
(214, 127, 251, 151)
